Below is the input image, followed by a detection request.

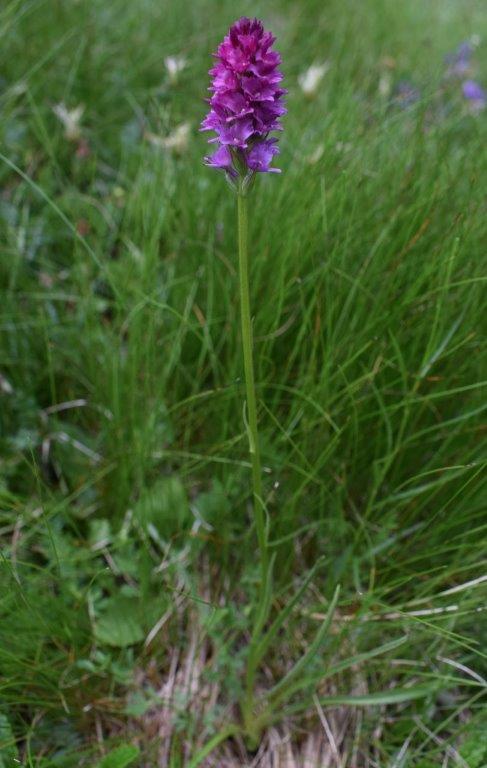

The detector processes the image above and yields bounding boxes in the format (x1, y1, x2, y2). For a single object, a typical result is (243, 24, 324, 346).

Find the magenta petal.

(211, 91, 249, 114)
(205, 145, 232, 168)
(246, 139, 280, 173)
(200, 110, 221, 132)
(218, 118, 254, 148)
(241, 76, 276, 101)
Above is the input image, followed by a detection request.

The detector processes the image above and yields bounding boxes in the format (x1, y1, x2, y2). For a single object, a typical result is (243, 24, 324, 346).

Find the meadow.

(1, 0, 486, 765)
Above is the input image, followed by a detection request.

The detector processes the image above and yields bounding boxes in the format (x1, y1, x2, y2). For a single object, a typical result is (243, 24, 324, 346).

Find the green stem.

(237, 190, 268, 736)
(237, 191, 267, 576)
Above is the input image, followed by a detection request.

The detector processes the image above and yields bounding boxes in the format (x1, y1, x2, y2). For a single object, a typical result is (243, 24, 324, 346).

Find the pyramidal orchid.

(202, 18, 286, 745)
(201, 17, 286, 184)
(198, 23, 347, 758)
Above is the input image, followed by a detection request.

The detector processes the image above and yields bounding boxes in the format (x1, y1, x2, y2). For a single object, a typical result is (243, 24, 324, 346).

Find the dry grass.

(122, 572, 365, 768)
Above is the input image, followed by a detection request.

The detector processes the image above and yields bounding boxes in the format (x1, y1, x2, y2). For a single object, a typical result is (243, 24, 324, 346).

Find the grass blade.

(249, 556, 325, 674)
(269, 635, 409, 704)
(267, 584, 340, 704)
(283, 684, 440, 718)
(187, 725, 239, 768)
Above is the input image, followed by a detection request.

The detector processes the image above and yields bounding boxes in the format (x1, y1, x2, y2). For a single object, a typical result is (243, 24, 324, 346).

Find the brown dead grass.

(126, 602, 366, 768)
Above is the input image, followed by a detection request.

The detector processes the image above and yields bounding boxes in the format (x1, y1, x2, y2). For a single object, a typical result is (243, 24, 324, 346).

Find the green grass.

(1, 0, 486, 765)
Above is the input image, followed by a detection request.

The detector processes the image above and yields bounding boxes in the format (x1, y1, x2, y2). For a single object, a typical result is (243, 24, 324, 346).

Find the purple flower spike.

(462, 79, 486, 113)
(201, 17, 286, 184)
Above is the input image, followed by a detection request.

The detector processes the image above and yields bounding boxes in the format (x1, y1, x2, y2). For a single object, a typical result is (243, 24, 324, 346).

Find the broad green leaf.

(459, 712, 487, 767)
(94, 743, 139, 768)
(89, 518, 112, 548)
(0, 713, 17, 768)
(94, 596, 145, 647)
(193, 480, 229, 528)
(133, 476, 189, 537)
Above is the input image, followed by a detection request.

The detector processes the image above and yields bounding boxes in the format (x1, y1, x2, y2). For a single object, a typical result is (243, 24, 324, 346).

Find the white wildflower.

(378, 71, 393, 98)
(0, 374, 13, 395)
(306, 144, 324, 164)
(164, 55, 187, 83)
(298, 62, 330, 97)
(53, 103, 84, 141)
(145, 123, 191, 155)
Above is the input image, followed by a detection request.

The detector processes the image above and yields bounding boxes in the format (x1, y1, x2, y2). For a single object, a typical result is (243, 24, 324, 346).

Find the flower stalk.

(237, 190, 267, 578)
(236, 187, 270, 742)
